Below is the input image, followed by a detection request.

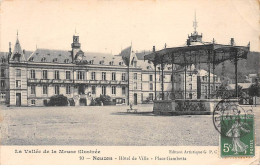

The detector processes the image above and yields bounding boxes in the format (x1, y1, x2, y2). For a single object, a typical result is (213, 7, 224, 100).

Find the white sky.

(0, 0, 259, 54)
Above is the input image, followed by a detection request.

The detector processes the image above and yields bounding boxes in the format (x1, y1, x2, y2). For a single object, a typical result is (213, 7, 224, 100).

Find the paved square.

(0, 105, 259, 146)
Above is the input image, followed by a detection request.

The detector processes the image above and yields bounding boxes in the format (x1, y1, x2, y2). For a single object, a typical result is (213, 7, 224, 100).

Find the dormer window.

(41, 57, 46, 62)
(59, 54, 62, 56)
(29, 57, 34, 62)
(119, 62, 124, 66)
(53, 58, 58, 63)
(89, 60, 94, 64)
(1, 58, 5, 63)
(64, 59, 69, 63)
(99, 60, 104, 65)
(109, 61, 114, 65)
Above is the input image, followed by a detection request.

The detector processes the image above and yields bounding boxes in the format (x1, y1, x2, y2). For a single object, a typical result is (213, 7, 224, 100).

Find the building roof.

(27, 48, 127, 66)
(28, 48, 72, 63)
(228, 83, 252, 90)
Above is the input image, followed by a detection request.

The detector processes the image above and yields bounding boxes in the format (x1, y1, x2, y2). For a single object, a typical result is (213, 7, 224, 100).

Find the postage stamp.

(213, 99, 255, 157)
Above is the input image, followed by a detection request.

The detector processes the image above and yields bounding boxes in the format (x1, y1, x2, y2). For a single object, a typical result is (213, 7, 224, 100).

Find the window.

(112, 72, 116, 81)
(1, 81, 5, 87)
(150, 83, 153, 91)
(122, 99, 125, 104)
(102, 72, 106, 80)
(112, 86, 116, 95)
(30, 70, 35, 79)
(216, 86, 219, 90)
(31, 100, 36, 105)
(189, 93, 192, 99)
(55, 85, 60, 95)
(66, 85, 71, 94)
(64, 59, 70, 63)
(134, 82, 137, 90)
(149, 93, 153, 100)
(134, 73, 137, 80)
(133, 61, 137, 67)
(1, 69, 5, 77)
(91, 72, 96, 80)
(43, 85, 48, 94)
(149, 75, 153, 81)
(189, 84, 192, 90)
(102, 86, 106, 95)
(54, 71, 60, 79)
(122, 86, 126, 95)
(91, 86, 96, 94)
(16, 69, 21, 77)
(41, 57, 46, 62)
(202, 76, 205, 81)
(121, 73, 126, 81)
(42, 70, 48, 79)
(66, 71, 71, 80)
(77, 71, 85, 80)
(53, 58, 58, 62)
(16, 80, 21, 88)
(31, 86, 35, 94)
(1, 93, 6, 99)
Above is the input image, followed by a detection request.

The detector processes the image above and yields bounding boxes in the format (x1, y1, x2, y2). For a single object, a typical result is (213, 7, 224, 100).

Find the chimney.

(9, 42, 11, 53)
(230, 38, 234, 46)
(187, 39, 191, 46)
(153, 46, 155, 52)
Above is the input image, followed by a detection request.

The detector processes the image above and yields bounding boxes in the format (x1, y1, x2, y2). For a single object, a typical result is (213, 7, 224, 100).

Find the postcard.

(0, 0, 259, 165)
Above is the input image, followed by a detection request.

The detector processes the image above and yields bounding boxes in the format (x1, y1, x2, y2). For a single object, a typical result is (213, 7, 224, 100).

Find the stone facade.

(0, 33, 221, 106)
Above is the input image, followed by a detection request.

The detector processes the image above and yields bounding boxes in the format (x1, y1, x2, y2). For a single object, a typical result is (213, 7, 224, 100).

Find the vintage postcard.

(0, 0, 259, 165)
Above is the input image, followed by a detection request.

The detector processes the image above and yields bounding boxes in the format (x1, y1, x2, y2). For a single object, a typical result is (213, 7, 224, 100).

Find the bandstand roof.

(144, 43, 250, 66)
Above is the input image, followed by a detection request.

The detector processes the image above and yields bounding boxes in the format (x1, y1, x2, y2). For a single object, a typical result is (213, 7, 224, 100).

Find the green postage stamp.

(213, 100, 255, 157)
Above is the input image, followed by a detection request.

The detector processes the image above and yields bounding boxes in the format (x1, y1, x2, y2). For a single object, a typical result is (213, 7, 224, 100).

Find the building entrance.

(16, 93, 21, 106)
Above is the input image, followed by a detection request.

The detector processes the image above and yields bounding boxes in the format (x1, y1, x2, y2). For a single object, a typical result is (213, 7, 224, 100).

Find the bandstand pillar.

(161, 58, 165, 100)
(235, 51, 238, 98)
(154, 63, 157, 100)
(171, 53, 174, 99)
(184, 53, 187, 99)
(208, 50, 211, 99)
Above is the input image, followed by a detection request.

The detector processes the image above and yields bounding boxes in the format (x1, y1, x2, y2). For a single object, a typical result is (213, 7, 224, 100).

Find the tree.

(216, 83, 231, 99)
(248, 79, 260, 106)
(48, 94, 68, 106)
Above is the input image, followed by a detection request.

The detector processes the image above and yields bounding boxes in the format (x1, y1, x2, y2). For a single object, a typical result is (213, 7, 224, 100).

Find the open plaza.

(1, 104, 259, 146)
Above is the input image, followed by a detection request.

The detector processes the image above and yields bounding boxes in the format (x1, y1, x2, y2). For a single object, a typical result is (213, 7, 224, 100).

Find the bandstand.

(144, 37, 250, 115)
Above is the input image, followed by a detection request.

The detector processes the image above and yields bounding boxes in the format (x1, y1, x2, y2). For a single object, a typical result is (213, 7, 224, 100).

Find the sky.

(0, 0, 259, 54)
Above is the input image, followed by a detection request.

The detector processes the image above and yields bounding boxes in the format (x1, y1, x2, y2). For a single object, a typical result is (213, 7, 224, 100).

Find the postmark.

(213, 98, 255, 157)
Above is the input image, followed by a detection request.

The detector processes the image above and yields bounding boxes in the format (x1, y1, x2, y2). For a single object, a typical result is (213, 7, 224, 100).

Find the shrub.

(48, 95, 68, 106)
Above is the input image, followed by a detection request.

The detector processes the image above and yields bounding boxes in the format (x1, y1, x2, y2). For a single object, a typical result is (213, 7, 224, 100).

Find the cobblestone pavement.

(0, 104, 259, 146)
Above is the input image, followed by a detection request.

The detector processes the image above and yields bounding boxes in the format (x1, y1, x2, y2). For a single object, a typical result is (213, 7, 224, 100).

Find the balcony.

(64, 79, 73, 84)
(100, 80, 110, 84)
(75, 80, 88, 84)
(28, 79, 40, 83)
(52, 79, 63, 84)
(40, 79, 51, 83)
(119, 81, 128, 85)
(89, 80, 99, 84)
(110, 80, 118, 85)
